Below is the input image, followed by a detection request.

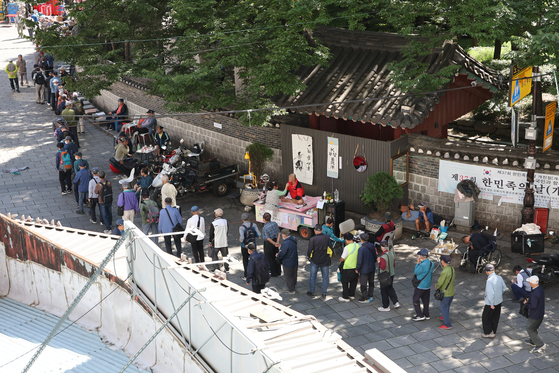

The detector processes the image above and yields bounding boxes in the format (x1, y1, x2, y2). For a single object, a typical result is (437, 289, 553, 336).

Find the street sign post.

(511, 108, 519, 147)
(509, 66, 533, 106)
(544, 102, 556, 152)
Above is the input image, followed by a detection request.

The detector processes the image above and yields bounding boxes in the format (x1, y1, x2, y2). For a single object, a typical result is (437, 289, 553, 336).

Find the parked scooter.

(526, 253, 559, 285)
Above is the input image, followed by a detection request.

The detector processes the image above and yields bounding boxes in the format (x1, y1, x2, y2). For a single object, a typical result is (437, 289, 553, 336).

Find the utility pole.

(521, 66, 541, 224)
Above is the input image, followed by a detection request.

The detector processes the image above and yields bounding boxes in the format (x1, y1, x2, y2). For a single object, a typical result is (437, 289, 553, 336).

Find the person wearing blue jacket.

(412, 248, 434, 321)
(524, 276, 546, 353)
(356, 233, 377, 303)
(73, 162, 90, 215)
(158, 197, 183, 257)
(277, 229, 298, 293)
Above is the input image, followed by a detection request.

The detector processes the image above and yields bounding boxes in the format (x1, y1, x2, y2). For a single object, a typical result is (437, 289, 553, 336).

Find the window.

(391, 152, 409, 187)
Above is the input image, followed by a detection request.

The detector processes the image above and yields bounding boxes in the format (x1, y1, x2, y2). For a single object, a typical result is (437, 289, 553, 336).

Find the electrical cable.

(0, 12, 375, 51)
(0, 272, 133, 370)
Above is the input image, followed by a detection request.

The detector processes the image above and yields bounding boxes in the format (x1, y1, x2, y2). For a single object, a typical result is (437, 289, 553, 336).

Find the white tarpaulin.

(327, 137, 339, 179)
(438, 160, 559, 208)
(292, 134, 313, 185)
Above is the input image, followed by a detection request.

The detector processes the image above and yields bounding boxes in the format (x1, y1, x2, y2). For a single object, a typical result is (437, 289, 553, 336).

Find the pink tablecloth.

(278, 196, 321, 212)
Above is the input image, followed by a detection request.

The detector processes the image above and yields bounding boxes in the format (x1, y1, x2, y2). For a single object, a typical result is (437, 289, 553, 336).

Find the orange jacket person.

(281, 173, 305, 205)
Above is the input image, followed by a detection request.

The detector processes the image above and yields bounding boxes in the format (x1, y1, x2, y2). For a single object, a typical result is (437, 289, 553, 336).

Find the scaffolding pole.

(21, 230, 131, 373)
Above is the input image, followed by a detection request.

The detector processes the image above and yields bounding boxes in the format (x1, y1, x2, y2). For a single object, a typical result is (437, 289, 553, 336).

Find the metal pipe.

(192, 320, 228, 356)
(22, 231, 131, 373)
(118, 288, 204, 373)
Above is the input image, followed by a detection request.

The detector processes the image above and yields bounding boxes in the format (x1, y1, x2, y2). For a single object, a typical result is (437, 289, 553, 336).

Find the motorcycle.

(526, 253, 559, 285)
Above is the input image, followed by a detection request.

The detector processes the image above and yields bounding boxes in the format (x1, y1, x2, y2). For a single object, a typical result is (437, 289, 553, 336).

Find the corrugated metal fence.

(281, 125, 409, 215)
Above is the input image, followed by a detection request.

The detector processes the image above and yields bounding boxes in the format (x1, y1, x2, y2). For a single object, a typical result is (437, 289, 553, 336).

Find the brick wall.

(409, 155, 559, 233)
(92, 84, 282, 180)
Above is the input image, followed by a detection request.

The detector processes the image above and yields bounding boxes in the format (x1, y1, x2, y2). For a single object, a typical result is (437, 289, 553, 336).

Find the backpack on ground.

(243, 222, 256, 246)
(100, 181, 113, 204)
(254, 255, 270, 285)
(59, 150, 72, 170)
(145, 202, 160, 223)
(34, 71, 45, 85)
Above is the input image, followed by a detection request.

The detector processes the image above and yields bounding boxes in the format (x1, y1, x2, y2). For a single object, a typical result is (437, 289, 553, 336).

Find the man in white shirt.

(183, 205, 205, 263)
(88, 168, 102, 225)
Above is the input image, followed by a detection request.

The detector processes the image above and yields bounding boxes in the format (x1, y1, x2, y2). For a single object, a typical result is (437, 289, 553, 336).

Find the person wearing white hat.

(209, 208, 229, 272)
(524, 276, 546, 353)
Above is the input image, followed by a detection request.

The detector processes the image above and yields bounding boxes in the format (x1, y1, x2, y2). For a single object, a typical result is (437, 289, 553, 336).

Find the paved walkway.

(1, 22, 559, 373)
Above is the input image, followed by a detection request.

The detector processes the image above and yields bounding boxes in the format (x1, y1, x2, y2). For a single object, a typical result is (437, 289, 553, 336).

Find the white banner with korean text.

(326, 137, 339, 178)
(438, 160, 559, 208)
(292, 134, 313, 185)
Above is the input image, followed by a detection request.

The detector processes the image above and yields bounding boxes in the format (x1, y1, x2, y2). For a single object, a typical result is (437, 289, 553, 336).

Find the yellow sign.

(544, 102, 556, 152)
(510, 66, 532, 106)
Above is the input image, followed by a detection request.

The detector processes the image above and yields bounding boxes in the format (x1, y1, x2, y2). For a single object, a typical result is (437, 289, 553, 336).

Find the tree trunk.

(493, 39, 501, 59)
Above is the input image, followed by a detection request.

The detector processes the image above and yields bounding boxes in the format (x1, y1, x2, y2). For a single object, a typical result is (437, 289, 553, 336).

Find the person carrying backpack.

(246, 243, 270, 294)
(33, 66, 47, 104)
(140, 191, 159, 244)
(94, 171, 113, 233)
(239, 212, 261, 279)
(55, 142, 73, 195)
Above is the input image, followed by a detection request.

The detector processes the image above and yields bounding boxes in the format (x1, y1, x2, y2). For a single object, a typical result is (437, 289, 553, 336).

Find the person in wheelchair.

(322, 217, 344, 248)
(462, 233, 496, 273)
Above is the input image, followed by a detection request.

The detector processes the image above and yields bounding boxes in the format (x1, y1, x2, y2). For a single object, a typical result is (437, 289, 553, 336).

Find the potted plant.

(360, 172, 404, 238)
(240, 142, 274, 207)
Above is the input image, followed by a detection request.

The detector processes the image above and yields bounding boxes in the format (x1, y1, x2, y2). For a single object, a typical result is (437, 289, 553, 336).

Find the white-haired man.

(161, 174, 177, 207)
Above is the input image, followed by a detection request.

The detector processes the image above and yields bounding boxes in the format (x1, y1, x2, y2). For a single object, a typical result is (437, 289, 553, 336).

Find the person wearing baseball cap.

(183, 205, 206, 263)
(111, 219, 125, 236)
(524, 275, 546, 353)
(239, 212, 261, 278)
(209, 207, 229, 272)
(412, 248, 434, 321)
(436, 255, 455, 329)
(73, 159, 90, 215)
(481, 264, 507, 338)
(306, 223, 331, 299)
(356, 233, 377, 303)
(117, 181, 139, 224)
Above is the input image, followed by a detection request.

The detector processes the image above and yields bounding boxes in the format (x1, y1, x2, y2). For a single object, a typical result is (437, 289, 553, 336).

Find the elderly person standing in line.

(209, 208, 229, 272)
(161, 174, 178, 208)
(276, 229, 298, 294)
(158, 197, 183, 257)
(377, 241, 400, 312)
(262, 212, 281, 277)
(339, 233, 359, 302)
(481, 264, 507, 338)
(436, 255, 455, 330)
(117, 182, 139, 223)
(183, 205, 205, 263)
(356, 233, 377, 303)
(524, 276, 546, 353)
(5, 60, 19, 93)
(412, 248, 434, 321)
(88, 168, 102, 224)
(239, 212, 261, 279)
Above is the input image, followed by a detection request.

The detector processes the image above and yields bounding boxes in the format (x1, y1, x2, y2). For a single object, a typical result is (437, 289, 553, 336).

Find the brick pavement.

(1, 23, 559, 372)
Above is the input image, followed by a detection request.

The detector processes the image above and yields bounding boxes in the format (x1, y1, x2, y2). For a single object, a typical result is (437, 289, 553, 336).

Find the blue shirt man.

(322, 218, 343, 245)
(73, 162, 90, 214)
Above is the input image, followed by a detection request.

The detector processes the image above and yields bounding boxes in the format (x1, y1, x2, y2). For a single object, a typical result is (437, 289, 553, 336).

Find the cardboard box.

(56, 16, 63, 22)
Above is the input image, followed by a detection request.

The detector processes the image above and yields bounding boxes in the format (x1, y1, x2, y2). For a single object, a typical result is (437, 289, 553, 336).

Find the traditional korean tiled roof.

(274, 27, 504, 129)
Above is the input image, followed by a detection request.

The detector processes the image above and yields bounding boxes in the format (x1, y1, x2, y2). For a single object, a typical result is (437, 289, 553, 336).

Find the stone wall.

(92, 83, 282, 180)
(408, 137, 559, 233)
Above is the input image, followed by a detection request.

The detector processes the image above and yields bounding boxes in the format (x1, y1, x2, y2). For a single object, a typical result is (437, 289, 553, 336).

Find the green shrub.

(246, 142, 274, 179)
(360, 172, 403, 213)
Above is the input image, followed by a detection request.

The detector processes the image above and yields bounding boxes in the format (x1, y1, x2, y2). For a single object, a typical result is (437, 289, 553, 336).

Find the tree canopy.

(26, 0, 559, 126)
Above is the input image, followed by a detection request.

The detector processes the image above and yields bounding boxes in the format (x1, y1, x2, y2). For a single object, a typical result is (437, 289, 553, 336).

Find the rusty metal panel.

(24, 232, 62, 272)
(0, 216, 26, 261)
(281, 125, 408, 214)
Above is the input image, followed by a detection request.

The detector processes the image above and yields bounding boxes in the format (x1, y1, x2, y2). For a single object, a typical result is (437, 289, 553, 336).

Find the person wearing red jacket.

(281, 173, 305, 205)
